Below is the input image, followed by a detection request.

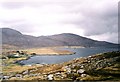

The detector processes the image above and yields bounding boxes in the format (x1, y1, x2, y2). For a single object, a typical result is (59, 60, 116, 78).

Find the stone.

(88, 56, 92, 58)
(63, 66, 72, 73)
(2, 76, 10, 80)
(81, 65, 84, 68)
(81, 74, 87, 77)
(22, 70, 29, 75)
(29, 69, 35, 73)
(55, 72, 61, 75)
(77, 69, 85, 74)
(88, 60, 91, 63)
(62, 66, 69, 72)
(47, 74, 54, 80)
(15, 74, 23, 78)
(72, 69, 77, 73)
(66, 68, 71, 74)
(71, 64, 76, 68)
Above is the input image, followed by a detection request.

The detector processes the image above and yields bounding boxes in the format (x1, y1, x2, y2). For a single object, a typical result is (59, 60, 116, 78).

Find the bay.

(19, 47, 119, 65)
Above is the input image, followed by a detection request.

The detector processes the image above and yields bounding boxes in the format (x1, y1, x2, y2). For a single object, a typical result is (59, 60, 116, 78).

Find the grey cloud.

(58, 0, 118, 43)
(107, 33, 118, 43)
(61, 0, 118, 36)
(82, 16, 117, 36)
(10, 23, 36, 33)
(0, 0, 119, 43)
(1, 19, 36, 33)
(9, 23, 36, 33)
(0, 1, 64, 9)
(2, 19, 25, 24)
(0, 2, 25, 9)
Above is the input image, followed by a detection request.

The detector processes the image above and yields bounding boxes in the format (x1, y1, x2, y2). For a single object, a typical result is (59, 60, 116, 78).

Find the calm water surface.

(19, 47, 118, 65)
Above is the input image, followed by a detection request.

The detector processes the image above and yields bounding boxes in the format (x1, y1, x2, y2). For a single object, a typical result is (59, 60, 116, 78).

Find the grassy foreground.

(1, 50, 120, 81)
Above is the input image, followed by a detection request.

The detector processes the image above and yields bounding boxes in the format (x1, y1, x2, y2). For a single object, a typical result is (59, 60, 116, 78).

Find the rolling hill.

(1, 28, 119, 48)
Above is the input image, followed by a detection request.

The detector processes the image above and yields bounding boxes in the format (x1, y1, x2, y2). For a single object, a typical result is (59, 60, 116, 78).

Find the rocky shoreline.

(1, 51, 120, 81)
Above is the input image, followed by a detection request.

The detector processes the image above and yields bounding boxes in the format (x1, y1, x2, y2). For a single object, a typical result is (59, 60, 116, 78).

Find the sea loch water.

(19, 47, 119, 65)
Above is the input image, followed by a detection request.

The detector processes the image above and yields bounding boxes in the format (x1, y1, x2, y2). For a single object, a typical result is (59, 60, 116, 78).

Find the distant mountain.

(1, 28, 119, 48)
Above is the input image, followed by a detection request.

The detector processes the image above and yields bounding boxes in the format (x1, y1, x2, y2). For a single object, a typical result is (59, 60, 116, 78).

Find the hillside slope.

(1, 28, 119, 48)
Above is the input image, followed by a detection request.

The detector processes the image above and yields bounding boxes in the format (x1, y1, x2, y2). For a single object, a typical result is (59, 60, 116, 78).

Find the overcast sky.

(0, 0, 119, 43)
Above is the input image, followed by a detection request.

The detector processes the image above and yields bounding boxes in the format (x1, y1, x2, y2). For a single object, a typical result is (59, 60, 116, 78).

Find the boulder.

(81, 74, 87, 77)
(47, 74, 54, 80)
(15, 74, 23, 78)
(77, 69, 85, 74)
(22, 70, 29, 75)
(3, 76, 10, 80)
